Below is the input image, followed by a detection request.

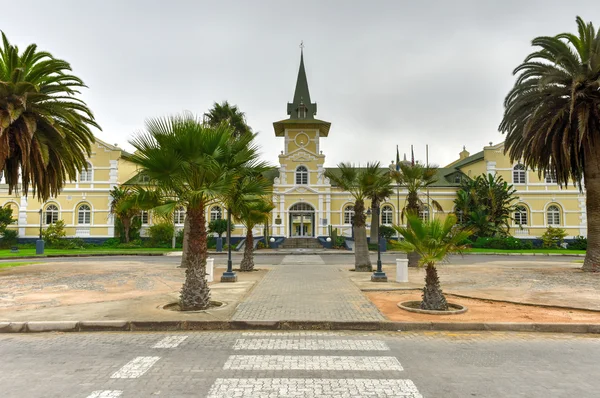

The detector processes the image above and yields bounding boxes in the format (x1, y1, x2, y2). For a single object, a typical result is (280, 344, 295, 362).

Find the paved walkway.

(232, 255, 385, 321)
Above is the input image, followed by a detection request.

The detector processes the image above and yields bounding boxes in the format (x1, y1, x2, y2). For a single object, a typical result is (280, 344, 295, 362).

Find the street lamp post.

(369, 206, 388, 282)
(221, 207, 237, 282)
(36, 209, 44, 255)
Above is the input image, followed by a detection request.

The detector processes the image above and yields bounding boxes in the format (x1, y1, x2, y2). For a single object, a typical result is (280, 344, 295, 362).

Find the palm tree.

(236, 197, 275, 272)
(325, 162, 385, 272)
(499, 16, 600, 272)
(0, 32, 99, 201)
(367, 170, 394, 243)
(394, 214, 473, 311)
(204, 101, 252, 138)
(392, 162, 443, 266)
(109, 186, 140, 243)
(126, 113, 262, 310)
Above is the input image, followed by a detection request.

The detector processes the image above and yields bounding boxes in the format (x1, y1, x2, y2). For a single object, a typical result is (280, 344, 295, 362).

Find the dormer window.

(298, 101, 307, 119)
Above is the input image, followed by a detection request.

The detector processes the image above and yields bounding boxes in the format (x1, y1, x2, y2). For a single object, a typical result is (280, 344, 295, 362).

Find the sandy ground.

(367, 291, 600, 323)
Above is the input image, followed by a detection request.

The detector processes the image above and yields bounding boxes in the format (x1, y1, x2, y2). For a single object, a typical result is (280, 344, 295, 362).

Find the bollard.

(396, 258, 409, 283)
(36, 239, 45, 255)
(206, 257, 214, 282)
(215, 237, 223, 252)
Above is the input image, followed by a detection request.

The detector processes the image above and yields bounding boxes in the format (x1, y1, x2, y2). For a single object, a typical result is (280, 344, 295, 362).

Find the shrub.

(175, 229, 184, 248)
(42, 220, 67, 245)
(472, 236, 532, 250)
(148, 222, 174, 247)
(51, 238, 85, 249)
(257, 240, 266, 249)
(117, 239, 143, 249)
(0, 229, 18, 248)
(103, 238, 121, 247)
(334, 236, 346, 249)
(208, 219, 233, 238)
(568, 235, 587, 250)
(379, 225, 396, 240)
(541, 226, 567, 248)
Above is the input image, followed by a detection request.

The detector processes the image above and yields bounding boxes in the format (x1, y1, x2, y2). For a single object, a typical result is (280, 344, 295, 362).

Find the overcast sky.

(3, 1, 598, 167)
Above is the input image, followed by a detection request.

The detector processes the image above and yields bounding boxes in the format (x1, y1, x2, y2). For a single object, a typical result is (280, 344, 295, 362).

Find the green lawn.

(0, 261, 39, 269)
(465, 248, 586, 255)
(0, 247, 178, 259)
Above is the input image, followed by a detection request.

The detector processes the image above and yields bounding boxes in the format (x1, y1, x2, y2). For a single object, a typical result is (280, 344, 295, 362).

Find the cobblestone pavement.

(0, 331, 599, 397)
(232, 255, 385, 321)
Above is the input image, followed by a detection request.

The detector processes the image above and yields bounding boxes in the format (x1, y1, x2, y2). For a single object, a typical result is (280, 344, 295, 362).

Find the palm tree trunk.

(123, 218, 131, 243)
(240, 227, 254, 272)
(369, 199, 379, 243)
(354, 199, 372, 272)
(421, 263, 448, 311)
(406, 197, 421, 267)
(583, 145, 600, 272)
(180, 205, 211, 310)
(179, 216, 191, 269)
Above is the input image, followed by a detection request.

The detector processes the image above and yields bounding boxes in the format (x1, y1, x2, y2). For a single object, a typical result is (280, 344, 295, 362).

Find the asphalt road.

(0, 331, 597, 398)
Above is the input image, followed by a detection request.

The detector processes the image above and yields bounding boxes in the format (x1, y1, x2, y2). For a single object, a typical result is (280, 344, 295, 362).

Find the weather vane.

(300, 40, 304, 50)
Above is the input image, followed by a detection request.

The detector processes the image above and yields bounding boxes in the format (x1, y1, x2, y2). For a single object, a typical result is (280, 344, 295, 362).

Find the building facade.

(0, 51, 587, 241)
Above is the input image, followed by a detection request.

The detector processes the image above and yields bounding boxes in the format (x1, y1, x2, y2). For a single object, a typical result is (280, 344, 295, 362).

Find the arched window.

(343, 205, 354, 225)
(44, 204, 59, 225)
(79, 162, 93, 182)
(174, 206, 186, 225)
(545, 170, 557, 184)
(210, 206, 222, 221)
(513, 164, 526, 184)
(381, 205, 393, 225)
(514, 205, 528, 225)
(296, 166, 308, 185)
(77, 204, 91, 225)
(4, 203, 18, 224)
(419, 207, 430, 222)
(547, 205, 561, 226)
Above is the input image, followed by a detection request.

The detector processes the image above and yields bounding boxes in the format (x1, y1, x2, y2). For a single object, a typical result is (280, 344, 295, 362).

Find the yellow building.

(0, 51, 587, 242)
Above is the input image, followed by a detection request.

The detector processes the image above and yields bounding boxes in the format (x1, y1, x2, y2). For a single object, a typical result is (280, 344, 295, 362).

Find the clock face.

(295, 132, 309, 147)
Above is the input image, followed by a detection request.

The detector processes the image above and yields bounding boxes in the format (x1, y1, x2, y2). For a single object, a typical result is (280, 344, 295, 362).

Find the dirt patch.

(367, 291, 600, 323)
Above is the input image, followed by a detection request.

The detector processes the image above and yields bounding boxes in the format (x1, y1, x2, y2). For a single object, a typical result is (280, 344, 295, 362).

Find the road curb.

(0, 253, 169, 260)
(0, 320, 598, 334)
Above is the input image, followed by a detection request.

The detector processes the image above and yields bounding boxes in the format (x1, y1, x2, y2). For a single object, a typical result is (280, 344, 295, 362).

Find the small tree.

(109, 186, 140, 243)
(541, 227, 568, 249)
(394, 214, 473, 311)
(208, 219, 234, 238)
(42, 220, 66, 246)
(236, 198, 274, 272)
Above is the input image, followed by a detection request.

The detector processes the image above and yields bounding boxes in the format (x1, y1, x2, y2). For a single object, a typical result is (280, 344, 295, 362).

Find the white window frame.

(514, 205, 528, 226)
(381, 205, 393, 225)
(343, 205, 354, 225)
(513, 164, 526, 184)
(210, 206, 222, 221)
(547, 205, 561, 226)
(77, 204, 91, 225)
(419, 207, 430, 222)
(295, 166, 308, 185)
(44, 204, 59, 225)
(79, 162, 93, 182)
(174, 207, 186, 225)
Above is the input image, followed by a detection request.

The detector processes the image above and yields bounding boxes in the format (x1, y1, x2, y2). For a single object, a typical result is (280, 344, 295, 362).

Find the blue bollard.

(216, 237, 223, 252)
(36, 239, 45, 255)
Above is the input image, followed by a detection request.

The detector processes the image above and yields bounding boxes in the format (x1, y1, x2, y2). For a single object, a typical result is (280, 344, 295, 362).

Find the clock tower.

(271, 48, 332, 238)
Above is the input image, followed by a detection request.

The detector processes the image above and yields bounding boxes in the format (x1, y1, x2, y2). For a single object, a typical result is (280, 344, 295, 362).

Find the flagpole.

(426, 144, 430, 219)
(396, 145, 401, 238)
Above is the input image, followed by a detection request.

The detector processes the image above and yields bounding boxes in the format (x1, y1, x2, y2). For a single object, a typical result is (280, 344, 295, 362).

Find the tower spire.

(287, 43, 317, 119)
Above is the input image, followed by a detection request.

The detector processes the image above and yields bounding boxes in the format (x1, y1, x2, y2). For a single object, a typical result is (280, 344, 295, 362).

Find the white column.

(18, 196, 27, 237)
(279, 194, 286, 236)
(326, 194, 331, 234)
(318, 194, 324, 236)
(579, 195, 587, 236)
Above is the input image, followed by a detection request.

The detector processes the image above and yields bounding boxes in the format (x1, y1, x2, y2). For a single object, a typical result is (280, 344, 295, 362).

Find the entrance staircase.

(280, 238, 323, 249)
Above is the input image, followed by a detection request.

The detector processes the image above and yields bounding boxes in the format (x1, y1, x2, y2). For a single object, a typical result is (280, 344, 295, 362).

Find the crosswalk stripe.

(207, 378, 423, 398)
(224, 355, 403, 371)
(153, 335, 188, 348)
(233, 339, 389, 351)
(86, 391, 123, 398)
(110, 356, 161, 379)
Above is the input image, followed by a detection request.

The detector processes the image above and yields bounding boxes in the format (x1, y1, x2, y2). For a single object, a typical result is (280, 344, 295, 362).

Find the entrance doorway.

(289, 202, 315, 237)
